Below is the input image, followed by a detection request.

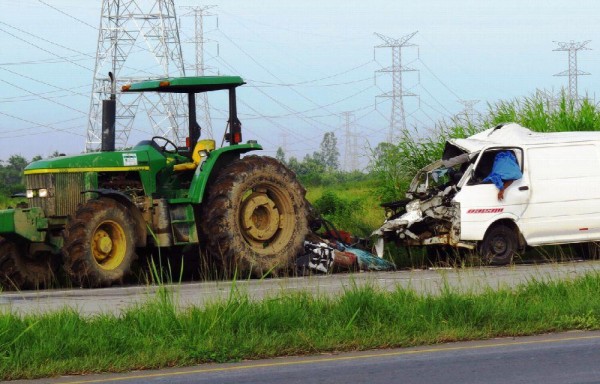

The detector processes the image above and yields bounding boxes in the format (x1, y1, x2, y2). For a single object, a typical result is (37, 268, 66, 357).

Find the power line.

(0, 67, 89, 99)
(1, 78, 87, 115)
(0, 23, 93, 72)
(217, 30, 344, 130)
(0, 111, 85, 137)
(247, 60, 375, 87)
(248, 76, 373, 88)
(36, 0, 97, 30)
(417, 57, 461, 99)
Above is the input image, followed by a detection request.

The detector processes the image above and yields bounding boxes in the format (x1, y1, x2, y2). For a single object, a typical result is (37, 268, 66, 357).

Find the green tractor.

(0, 76, 310, 289)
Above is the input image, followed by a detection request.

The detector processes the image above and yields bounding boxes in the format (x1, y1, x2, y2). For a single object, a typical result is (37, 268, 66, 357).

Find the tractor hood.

(24, 142, 166, 175)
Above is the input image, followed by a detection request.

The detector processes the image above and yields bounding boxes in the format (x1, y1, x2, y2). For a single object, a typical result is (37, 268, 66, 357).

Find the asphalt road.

(19, 331, 600, 384)
(2, 260, 600, 316)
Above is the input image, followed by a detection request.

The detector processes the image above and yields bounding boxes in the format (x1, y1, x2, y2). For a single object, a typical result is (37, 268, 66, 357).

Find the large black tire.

(63, 198, 137, 287)
(201, 156, 309, 277)
(0, 237, 56, 291)
(479, 224, 517, 265)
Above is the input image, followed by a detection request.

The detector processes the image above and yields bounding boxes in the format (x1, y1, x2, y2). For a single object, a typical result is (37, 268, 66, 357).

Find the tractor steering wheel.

(151, 136, 179, 154)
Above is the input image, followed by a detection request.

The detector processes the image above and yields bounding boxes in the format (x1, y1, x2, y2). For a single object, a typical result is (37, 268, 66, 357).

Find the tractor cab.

(122, 76, 246, 153)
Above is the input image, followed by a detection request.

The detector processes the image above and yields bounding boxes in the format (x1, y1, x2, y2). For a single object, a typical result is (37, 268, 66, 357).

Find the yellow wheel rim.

(91, 220, 127, 271)
(239, 185, 294, 254)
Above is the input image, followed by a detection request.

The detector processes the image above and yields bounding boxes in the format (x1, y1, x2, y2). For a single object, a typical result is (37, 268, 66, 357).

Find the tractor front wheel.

(201, 156, 309, 277)
(63, 198, 137, 287)
(0, 237, 56, 290)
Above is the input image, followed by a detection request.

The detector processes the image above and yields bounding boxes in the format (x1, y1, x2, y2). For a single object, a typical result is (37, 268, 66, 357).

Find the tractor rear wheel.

(201, 156, 309, 277)
(0, 237, 56, 290)
(63, 198, 137, 287)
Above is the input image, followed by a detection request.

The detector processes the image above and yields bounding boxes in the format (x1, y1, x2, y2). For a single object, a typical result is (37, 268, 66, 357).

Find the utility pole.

(375, 31, 418, 143)
(87, 0, 187, 152)
(181, 5, 217, 139)
(341, 111, 358, 172)
(553, 40, 591, 104)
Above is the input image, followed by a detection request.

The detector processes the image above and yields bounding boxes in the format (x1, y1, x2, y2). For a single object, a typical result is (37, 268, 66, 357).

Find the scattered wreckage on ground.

(373, 123, 600, 264)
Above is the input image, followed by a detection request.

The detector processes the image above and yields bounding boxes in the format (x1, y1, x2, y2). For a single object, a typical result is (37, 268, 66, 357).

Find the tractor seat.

(173, 139, 215, 171)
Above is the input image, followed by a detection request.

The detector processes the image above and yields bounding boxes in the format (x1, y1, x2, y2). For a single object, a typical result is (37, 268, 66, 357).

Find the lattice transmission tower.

(181, 5, 217, 139)
(341, 111, 358, 172)
(86, 0, 187, 152)
(553, 40, 591, 104)
(457, 99, 480, 123)
(375, 31, 418, 143)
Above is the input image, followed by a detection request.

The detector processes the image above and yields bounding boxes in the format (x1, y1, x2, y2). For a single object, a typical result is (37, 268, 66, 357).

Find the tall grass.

(2, 273, 600, 380)
(371, 92, 600, 203)
(308, 181, 382, 237)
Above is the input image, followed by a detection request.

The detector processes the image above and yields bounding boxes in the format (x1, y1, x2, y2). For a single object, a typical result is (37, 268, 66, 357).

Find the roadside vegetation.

(2, 272, 600, 380)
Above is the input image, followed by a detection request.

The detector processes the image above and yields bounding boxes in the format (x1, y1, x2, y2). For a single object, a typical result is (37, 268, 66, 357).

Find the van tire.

(480, 224, 517, 265)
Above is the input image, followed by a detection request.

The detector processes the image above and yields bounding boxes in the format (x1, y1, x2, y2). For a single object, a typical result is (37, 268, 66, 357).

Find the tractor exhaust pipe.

(101, 72, 116, 152)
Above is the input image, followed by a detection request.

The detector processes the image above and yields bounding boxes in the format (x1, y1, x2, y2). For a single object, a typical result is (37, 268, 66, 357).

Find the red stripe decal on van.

(579, 228, 589, 231)
(466, 208, 504, 214)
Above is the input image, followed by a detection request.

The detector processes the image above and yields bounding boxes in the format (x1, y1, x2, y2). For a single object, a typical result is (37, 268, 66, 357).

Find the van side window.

(468, 148, 523, 185)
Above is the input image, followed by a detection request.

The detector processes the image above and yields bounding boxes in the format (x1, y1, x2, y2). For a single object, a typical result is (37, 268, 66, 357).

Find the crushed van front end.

(372, 155, 476, 257)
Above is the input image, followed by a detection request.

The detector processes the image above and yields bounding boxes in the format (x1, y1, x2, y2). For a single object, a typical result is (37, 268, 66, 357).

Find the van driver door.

(454, 147, 530, 241)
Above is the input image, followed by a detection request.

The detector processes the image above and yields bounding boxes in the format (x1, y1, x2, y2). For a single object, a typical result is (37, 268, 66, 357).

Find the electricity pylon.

(181, 5, 217, 139)
(553, 40, 591, 104)
(457, 99, 480, 123)
(375, 31, 418, 143)
(341, 111, 358, 171)
(87, 0, 187, 151)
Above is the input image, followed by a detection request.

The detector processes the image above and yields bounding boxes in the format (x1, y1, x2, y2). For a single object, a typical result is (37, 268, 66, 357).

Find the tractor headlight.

(25, 188, 49, 198)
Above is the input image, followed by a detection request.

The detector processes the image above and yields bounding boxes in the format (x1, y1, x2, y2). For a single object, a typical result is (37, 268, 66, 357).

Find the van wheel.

(480, 225, 517, 265)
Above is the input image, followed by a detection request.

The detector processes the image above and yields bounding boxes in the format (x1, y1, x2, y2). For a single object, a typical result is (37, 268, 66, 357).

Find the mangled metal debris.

(297, 240, 396, 274)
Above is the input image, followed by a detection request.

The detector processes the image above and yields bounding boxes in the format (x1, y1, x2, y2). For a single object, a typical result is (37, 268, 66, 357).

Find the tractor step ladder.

(169, 204, 198, 245)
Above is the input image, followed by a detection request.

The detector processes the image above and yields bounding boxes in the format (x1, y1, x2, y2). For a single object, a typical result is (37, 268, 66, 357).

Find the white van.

(373, 123, 600, 263)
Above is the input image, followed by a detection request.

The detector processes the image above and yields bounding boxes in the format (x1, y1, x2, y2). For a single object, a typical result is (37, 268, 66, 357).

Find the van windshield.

(409, 153, 472, 196)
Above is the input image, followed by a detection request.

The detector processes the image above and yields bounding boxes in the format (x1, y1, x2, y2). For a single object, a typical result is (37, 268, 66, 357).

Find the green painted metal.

(0, 209, 15, 234)
(187, 142, 262, 204)
(0, 208, 46, 242)
(123, 76, 245, 93)
(25, 143, 169, 197)
(170, 203, 198, 245)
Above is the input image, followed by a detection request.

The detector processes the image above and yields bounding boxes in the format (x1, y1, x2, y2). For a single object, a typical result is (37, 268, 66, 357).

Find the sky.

(1, 0, 599, 168)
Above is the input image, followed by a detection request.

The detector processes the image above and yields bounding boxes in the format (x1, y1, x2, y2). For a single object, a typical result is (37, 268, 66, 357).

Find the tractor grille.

(26, 173, 87, 217)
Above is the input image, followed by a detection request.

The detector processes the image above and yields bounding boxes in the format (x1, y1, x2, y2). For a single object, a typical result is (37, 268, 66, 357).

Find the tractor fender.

(83, 189, 147, 247)
(188, 143, 262, 204)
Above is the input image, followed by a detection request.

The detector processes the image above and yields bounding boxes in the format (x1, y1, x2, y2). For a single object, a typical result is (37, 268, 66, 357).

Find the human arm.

(497, 180, 514, 200)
